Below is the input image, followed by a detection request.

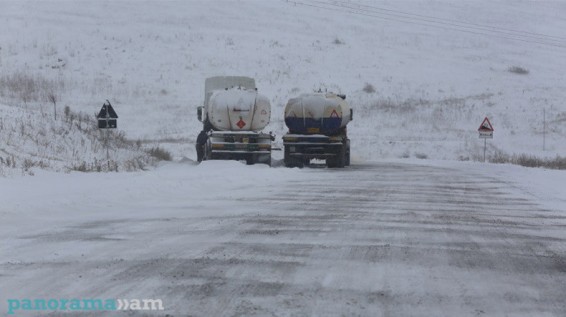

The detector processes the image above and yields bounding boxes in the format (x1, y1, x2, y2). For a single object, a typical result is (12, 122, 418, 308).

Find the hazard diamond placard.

(236, 117, 246, 129)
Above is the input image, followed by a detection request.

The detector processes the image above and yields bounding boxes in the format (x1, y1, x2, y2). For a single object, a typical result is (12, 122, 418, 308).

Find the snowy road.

(1, 162, 566, 316)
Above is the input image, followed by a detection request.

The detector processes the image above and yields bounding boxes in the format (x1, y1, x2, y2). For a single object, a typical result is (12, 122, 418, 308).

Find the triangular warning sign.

(478, 117, 494, 131)
(96, 100, 118, 119)
(330, 110, 340, 118)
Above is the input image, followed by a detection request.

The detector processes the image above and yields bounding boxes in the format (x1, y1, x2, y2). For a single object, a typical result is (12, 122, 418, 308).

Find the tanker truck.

(196, 76, 273, 165)
(283, 92, 352, 168)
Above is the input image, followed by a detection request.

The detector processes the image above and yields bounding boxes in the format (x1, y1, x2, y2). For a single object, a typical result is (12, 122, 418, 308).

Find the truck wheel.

(328, 145, 345, 168)
(196, 145, 204, 162)
(337, 143, 346, 168)
(326, 156, 337, 168)
(246, 154, 254, 165)
(284, 146, 293, 167)
(345, 140, 351, 166)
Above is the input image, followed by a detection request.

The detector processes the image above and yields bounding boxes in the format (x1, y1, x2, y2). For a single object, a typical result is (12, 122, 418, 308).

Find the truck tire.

(196, 144, 205, 162)
(345, 140, 351, 166)
(284, 146, 290, 166)
(326, 156, 338, 168)
(246, 154, 254, 165)
(326, 156, 336, 168)
(327, 144, 345, 168)
(337, 144, 346, 168)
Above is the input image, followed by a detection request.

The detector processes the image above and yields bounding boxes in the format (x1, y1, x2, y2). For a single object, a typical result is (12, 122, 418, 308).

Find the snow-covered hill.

(1, 0, 565, 171)
(0, 101, 166, 176)
(2, 3, 566, 315)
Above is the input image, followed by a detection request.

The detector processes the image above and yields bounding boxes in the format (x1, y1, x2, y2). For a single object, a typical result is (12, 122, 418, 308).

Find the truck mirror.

(197, 106, 203, 122)
(350, 108, 353, 121)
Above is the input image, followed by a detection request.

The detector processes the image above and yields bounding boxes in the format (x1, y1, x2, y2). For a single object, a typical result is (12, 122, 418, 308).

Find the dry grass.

(363, 83, 375, 93)
(0, 71, 64, 103)
(147, 146, 172, 161)
(508, 66, 529, 75)
(490, 151, 566, 169)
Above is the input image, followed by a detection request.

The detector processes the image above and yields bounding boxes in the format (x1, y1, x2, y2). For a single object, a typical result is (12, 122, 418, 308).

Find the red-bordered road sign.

(478, 117, 494, 139)
(478, 117, 494, 132)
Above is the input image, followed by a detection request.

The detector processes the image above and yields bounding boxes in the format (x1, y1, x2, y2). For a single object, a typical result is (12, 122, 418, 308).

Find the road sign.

(478, 117, 493, 139)
(478, 117, 494, 162)
(97, 100, 118, 129)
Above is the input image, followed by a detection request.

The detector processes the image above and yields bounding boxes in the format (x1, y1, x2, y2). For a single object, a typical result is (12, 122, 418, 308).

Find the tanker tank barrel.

(196, 76, 273, 166)
(283, 91, 352, 168)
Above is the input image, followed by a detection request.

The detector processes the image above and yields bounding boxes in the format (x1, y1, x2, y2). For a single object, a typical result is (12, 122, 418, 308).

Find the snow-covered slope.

(0, 101, 162, 176)
(2, 3, 566, 315)
(0, 0, 565, 168)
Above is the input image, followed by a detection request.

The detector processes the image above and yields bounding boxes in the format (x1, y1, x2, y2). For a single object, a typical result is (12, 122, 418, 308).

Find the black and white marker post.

(96, 100, 118, 171)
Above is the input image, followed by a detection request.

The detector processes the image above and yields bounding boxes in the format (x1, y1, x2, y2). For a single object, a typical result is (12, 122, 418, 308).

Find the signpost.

(96, 100, 118, 170)
(478, 117, 494, 162)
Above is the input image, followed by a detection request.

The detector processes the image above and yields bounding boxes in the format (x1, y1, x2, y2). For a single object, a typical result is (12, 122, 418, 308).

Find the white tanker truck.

(196, 76, 273, 165)
(283, 92, 353, 168)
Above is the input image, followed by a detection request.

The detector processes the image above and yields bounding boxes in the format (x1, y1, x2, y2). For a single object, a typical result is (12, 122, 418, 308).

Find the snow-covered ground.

(1, 160, 566, 316)
(1, 0, 566, 316)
